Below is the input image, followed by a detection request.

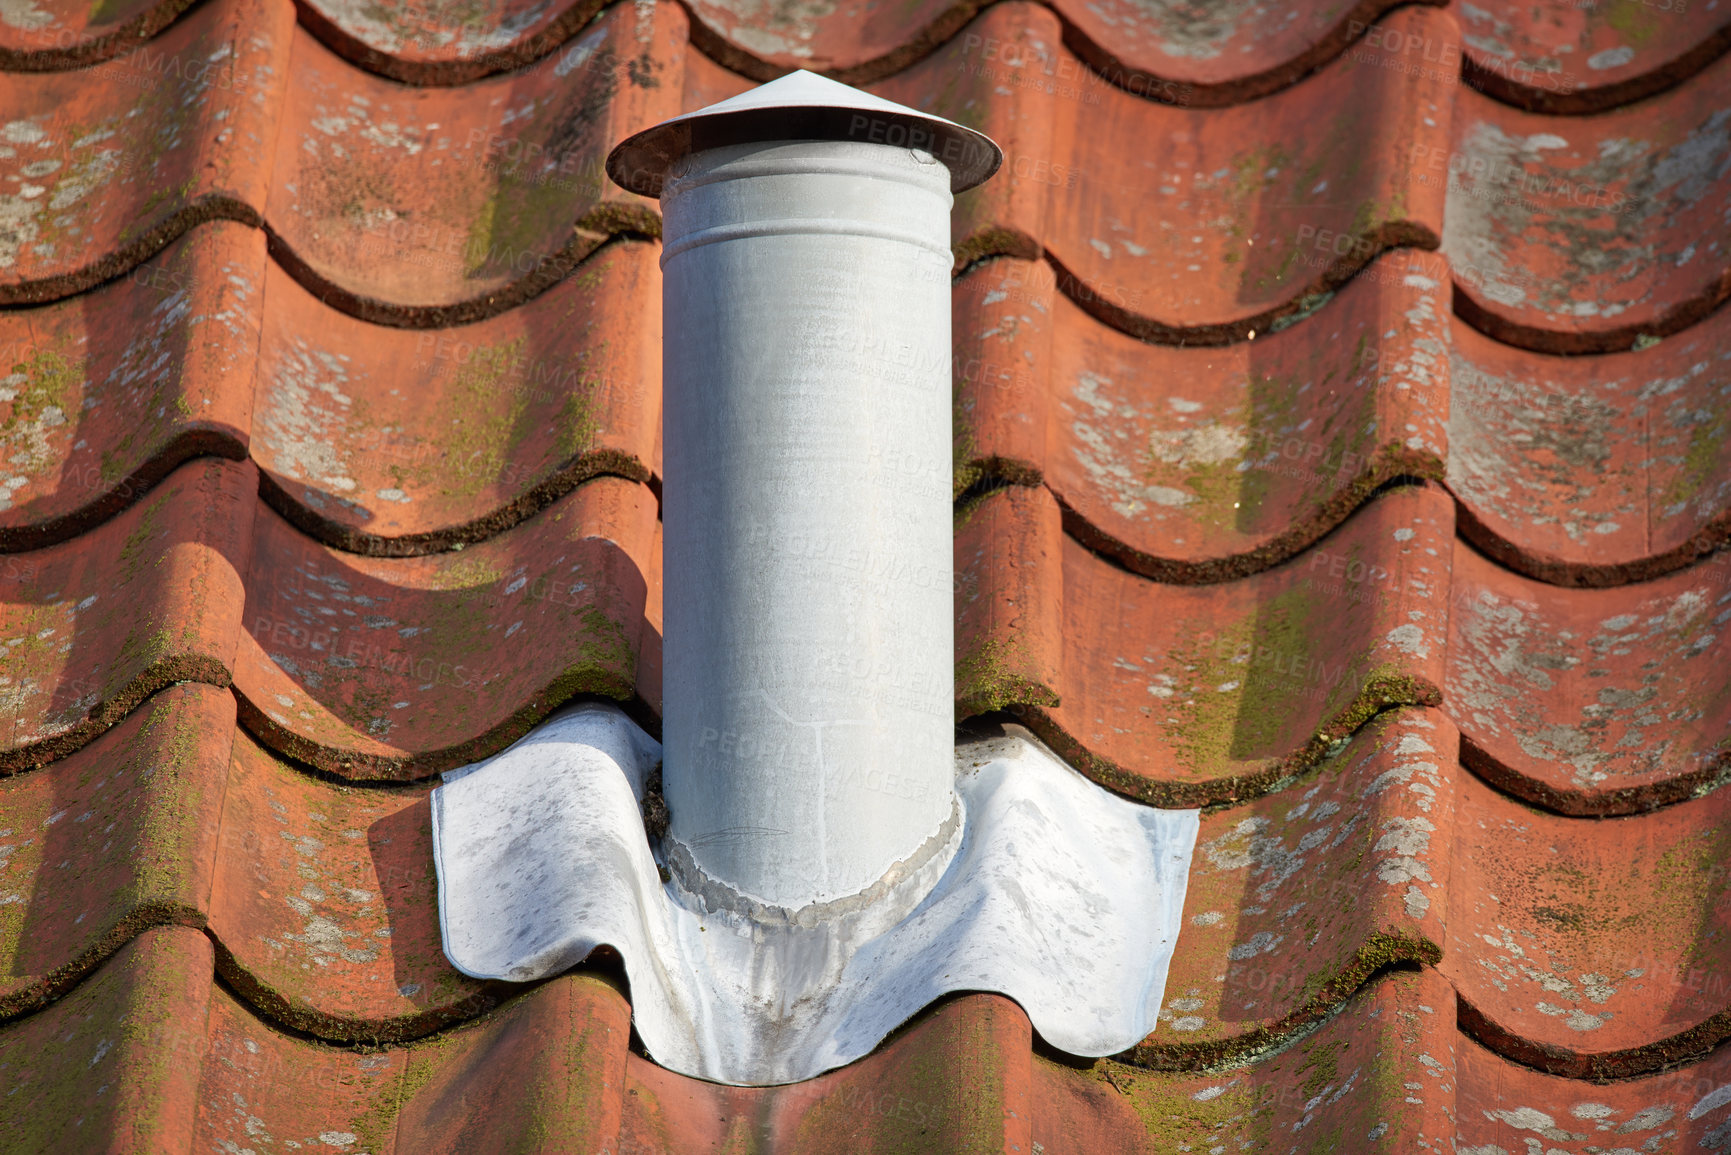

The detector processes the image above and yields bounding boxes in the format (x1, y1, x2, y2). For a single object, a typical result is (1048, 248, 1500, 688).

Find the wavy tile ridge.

(236, 0, 1441, 104)
(0, 0, 201, 71)
(1460, 12, 1731, 116)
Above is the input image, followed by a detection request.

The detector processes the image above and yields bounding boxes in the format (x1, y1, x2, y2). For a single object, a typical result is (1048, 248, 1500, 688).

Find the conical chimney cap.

(607, 69, 1002, 198)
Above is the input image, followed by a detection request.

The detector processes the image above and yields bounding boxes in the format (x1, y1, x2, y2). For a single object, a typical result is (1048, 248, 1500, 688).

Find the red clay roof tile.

(1454, 0, 1731, 113)
(883, 2, 1455, 343)
(0, 925, 212, 1155)
(1445, 768, 1731, 1079)
(208, 729, 495, 1041)
(1449, 306, 1731, 585)
(0, 0, 292, 305)
(0, 0, 197, 71)
(0, 683, 230, 1019)
(1457, 1031, 1731, 1149)
(1445, 51, 1731, 353)
(0, 456, 254, 770)
(956, 248, 1452, 581)
(294, 0, 611, 85)
(1036, 967, 1460, 1151)
(959, 481, 1452, 806)
(1139, 707, 1454, 1070)
(0, 220, 260, 551)
(264, 1, 681, 326)
(252, 237, 660, 554)
(233, 474, 658, 778)
(1447, 537, 1731, 815)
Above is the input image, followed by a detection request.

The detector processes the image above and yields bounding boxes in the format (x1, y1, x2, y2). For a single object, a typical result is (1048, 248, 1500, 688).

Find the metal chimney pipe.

(609, 75, 1001, 914)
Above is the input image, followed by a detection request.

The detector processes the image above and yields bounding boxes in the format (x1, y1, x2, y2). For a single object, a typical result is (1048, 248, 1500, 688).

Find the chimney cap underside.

(607, 69, 1003, 198)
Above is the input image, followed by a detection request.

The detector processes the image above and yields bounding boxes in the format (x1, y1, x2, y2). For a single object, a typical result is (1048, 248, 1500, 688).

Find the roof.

(1, 0, 1729, 1149)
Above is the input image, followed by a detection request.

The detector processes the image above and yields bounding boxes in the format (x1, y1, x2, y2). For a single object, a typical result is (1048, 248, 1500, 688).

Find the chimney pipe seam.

(659, 217, 956, 266)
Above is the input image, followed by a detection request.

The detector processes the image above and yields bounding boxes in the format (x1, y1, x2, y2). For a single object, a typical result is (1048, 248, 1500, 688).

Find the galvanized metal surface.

(431, 702, 1199, 1086)
(654, 121, 963, 913)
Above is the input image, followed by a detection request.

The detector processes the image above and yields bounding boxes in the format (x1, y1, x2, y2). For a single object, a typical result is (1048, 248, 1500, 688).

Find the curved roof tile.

(233, 475, 658, 778)
(1456, 0, 1731, 113)
(1446, 768, 1731, 1079)
(0, 0, 292, 306)
(1447, 539, 1731, 815)
(0, 683, 231, 1020)
(0, 457, 254, 771)
(1443, 52, 1731, 353)
(209, 729, 496, 1040)
(0, 221, 260, 552)
(956, 248, 1452, 582)
(263, 1, 680, 326)
(881, 2, 1455, 344)
(955, 481, 1452, 807)
(1449, 307, 1731, 585)
(253, 239, 659, 554)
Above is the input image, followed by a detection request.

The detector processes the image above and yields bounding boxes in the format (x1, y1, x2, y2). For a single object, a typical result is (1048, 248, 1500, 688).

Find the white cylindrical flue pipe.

(608, 74, 1000, 914)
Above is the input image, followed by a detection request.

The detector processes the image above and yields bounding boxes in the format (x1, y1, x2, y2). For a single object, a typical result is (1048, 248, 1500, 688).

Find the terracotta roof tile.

(0, 926, 212, 1155)
(956, 248, 1451, 581)
(1447, 537, 1730, 815)
(207, 729, 494, 1041)
(233, 474, 658, 778)
(0, 456, 254, 770)
(195, 976, 413, 1151)
(1132, 707, 1453, 1070)
(0, 220, 260, 551)
(0, 0, 198, 71)
(1458, 1032, 1731, 1148)
(252, 237, 659, 554)
(293, 0, 611, 85)
(0, 683, 230, 1019)
(6, 0, 1731, 1144)
(1444, 769, 1731, 1079)
(958, 481, 1452, 806)
(1444, 50, 1731, 353)
(0, 0, 293, 305)
(886, 2, 1454, 342)
(263, 1, 681, 326)
(1449, 304, 1731, 585)
(1036, 967, 1460, 1151)
(1454, 0, 1731, 113)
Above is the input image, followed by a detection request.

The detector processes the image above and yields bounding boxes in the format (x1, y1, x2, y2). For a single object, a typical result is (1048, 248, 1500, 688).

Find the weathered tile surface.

(234, 475, 658, 777)
(958, 482, 1453, 806)
(0, 682, 231, 1019)
(879, 2, 1455, 343)
(1449, 307, 1731, 586)
(208, 729, 495, 1040)
(0, 0, 292, 304)
(0, 926, 213, 1155)
(0, 220, 260, 551)
(1456, 1032, 1731, 1152)
(1133, 708, 1455, 1070)
(1446, 538, 1731, 815)
(956, 247, 1451, 581)
(1455, 0, 1731, 113)
(295, 0, 608, 83)
(1445, 770, 1731, 1080)
(1034, 968, 1460, 1153)
(0, 456, 254, 770)
(264, 0, 683, 326)
(0, 0, 198, 70)
(252, 237, 659, 554)
(1443, 52, 1731, 353)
